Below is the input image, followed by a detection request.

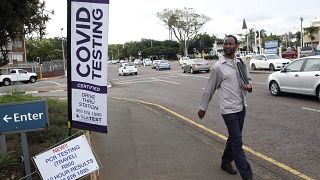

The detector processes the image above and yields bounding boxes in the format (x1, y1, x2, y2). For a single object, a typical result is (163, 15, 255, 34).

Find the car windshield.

(266, 55, 281, 59)
(193, 59, 207, 63)
(182, 57, 190, 60)
(160, 60, 169, 63)
(124, 62, 135, 66)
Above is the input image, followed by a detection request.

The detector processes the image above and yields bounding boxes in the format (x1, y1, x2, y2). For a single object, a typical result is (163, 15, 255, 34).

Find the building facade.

(303, 21, 320, 49)
(0, 38, 27, 64)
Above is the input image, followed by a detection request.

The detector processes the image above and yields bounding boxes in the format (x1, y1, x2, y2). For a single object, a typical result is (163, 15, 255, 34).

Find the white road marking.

(116, 79, 159, 84)
(50, 90, 65, 93)
(25, 91, 39, 94)
(176, 73, 209, 79)
(301, 107, 320, 113)
(41, 81, 63, 86)
(150, 78, 180, 85)
(111, 70, 180, 81)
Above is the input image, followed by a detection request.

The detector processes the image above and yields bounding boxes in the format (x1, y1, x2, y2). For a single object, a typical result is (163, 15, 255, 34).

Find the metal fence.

(0, 60, 65, 77)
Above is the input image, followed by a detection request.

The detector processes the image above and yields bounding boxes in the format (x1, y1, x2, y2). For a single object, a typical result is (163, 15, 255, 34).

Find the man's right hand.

(198, 110, 206, 119)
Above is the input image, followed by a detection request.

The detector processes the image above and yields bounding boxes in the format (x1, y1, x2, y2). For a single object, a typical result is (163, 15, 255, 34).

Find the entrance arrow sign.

(3, 115, 12, 123)
(0, 101, 49, 134)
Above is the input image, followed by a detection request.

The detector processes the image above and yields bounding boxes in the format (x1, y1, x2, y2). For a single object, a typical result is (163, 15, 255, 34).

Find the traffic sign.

(0, 101, 49, 134)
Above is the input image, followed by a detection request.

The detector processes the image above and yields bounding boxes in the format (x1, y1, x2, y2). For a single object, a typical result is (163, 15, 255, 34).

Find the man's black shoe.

(220, 163, 238, 175)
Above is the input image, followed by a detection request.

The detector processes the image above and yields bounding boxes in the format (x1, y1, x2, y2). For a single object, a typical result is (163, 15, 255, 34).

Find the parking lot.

(1, 60, 319, 179)
(108, 60, 320, 179)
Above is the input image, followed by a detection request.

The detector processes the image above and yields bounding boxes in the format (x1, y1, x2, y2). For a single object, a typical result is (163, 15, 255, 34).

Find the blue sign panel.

(0, 101, 49, 134)
(264, 48, 278, 54)
(265, 41, 278, 49)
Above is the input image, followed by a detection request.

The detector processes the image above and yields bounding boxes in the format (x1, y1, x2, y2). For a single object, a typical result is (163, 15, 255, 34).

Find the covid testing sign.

(68, 0, 109, 133)
(33, 135, 99, 180)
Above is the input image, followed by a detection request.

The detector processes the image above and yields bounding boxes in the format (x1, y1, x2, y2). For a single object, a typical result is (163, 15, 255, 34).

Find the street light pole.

(61, 28, 66, 76)
(300, 17, 303, 48)
(184, 38, 187, 56)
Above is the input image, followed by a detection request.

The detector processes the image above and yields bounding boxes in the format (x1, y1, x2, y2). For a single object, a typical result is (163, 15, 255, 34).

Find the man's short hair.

(224, 35, 238, 45)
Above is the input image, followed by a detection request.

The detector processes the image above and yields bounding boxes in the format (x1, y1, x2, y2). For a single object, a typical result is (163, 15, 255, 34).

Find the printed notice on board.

(33, 135, 99, 180)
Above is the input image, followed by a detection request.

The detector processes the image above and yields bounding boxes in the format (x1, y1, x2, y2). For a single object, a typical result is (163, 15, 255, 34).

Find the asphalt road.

(108, 61, 320, 179)
(2, 61, 319, 179)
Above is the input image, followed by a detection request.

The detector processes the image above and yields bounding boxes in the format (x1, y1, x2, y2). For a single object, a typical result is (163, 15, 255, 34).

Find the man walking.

(198, 35, 253, 180)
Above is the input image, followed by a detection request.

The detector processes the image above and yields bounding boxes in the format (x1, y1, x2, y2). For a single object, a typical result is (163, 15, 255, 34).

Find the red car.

(282, 50, 297, 59)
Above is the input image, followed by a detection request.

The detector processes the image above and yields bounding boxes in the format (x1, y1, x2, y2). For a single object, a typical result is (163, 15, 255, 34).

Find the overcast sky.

(45, 0, 320, 44)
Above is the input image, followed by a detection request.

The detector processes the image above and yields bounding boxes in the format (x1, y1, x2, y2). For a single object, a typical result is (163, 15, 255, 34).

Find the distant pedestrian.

(198, 35, 253, 180)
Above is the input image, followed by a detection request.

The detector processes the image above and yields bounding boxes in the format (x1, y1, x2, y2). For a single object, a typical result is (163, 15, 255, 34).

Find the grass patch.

(0, 94, 82, 179)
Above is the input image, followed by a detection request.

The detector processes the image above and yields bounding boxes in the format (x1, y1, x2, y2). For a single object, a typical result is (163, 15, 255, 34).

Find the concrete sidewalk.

(92, 98, 252, 180)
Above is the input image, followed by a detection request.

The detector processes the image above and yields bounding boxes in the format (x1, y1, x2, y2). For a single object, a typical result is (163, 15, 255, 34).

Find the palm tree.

(248, 28, 255, 51)
(304, 26, 319, 48)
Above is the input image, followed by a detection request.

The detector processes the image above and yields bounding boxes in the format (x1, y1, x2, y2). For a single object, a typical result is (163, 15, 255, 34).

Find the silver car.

(267, 56, 320, 101)
(182, 58, 210, 74)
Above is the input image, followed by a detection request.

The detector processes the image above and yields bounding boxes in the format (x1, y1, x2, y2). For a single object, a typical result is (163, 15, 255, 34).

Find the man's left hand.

(244, 83, 253, 93)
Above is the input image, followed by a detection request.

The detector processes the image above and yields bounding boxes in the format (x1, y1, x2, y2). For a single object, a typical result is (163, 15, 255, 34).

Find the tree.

(26, 37, 64, 62)
(117, 39, 180, 60)
(292, 31, 301, 48)
(263, 34, 282, 48)
(247, 28, 255, 51)
(304, 26, 319, 48)
(188, 33, 214, 55)
(0, 0, 52, 66)
(157, 8, 211, 56)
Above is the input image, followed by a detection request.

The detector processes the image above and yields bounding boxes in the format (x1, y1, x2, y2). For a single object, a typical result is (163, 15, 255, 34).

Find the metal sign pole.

(0, 134, 7, 156)
(21, 132, 32, 180)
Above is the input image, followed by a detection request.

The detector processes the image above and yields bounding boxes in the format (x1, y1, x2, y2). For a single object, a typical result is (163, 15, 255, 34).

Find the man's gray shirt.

(199, 56, 252, 115)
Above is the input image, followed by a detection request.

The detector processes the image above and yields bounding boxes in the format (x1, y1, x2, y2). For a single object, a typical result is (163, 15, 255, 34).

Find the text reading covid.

(75, 7, 104, 80)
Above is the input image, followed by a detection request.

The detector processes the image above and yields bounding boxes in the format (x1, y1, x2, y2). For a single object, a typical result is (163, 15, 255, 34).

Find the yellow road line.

(112, 97, 314, 180)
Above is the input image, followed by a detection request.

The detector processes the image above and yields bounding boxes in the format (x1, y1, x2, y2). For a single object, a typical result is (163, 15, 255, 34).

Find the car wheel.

(30, 77, 36, 83)
(270, 81, 281, 96)
(251, 64, 256, 70)
(3, 79, 10, 86)
(190, 68, 194, 74)
(269, 64, 275, 71)
(183, 68, 186, 73)
(135, 72, 138, 75)
(316, 85, 320, 101)
(206, 70, 210, 73)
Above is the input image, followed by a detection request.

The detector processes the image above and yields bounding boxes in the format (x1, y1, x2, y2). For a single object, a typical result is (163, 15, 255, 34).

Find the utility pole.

(258, 30, 262, 54)
(184, 38, 187, 57)
(61, 28, 66, 76)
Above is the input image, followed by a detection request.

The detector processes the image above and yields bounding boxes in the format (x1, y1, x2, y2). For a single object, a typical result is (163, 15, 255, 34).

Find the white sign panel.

(33, 135, 99, 180)
(70, 0, 109, 133)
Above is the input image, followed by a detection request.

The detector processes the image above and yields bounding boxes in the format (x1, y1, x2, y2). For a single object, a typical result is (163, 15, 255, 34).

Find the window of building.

(12, 39, 23, 48)
(12, 53, 23, 61)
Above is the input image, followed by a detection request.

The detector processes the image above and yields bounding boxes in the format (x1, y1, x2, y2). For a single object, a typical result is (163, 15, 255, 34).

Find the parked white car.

(133, 59, 143, 65)
(118, 62, 137, 76)
(0, 69, 38, 86)
(151, 60, 162, 69)
(179, 57, 191, 66)
(143, 58, 152, 66)
(267, 56, 320, 101)
(250, 54, 291, 71)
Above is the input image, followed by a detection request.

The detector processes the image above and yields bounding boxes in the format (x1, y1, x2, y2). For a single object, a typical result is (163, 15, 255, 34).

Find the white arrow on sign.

(3, 115, 12, 123)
